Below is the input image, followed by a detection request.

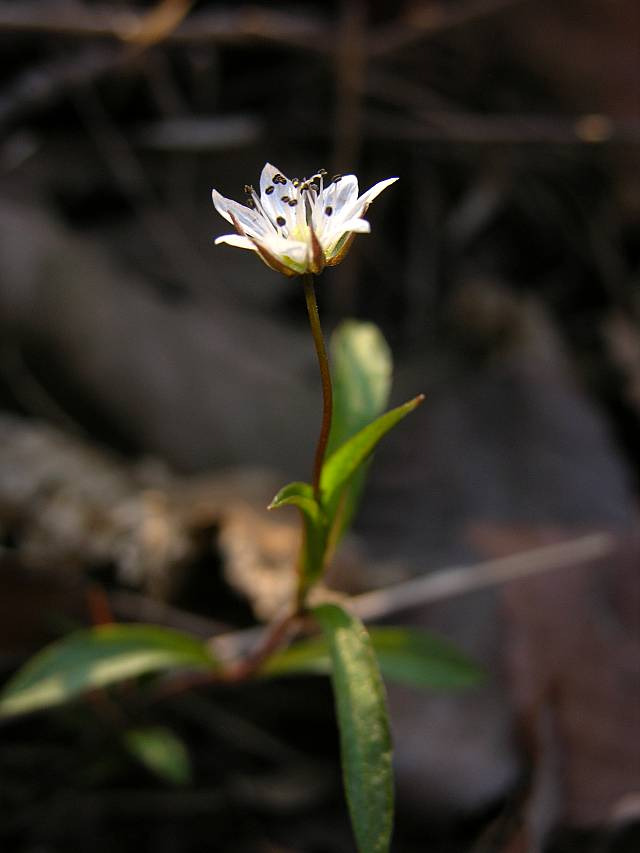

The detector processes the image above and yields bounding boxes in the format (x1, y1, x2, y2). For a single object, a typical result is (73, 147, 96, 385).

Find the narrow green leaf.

(366, 628, 484, 688)
(325, 321, 393, 550)
(268, 480, 327, 591)
(320, 395, 425, 510)
(268, 481, 320, 524)
(313, 604, 393, 853)
(327, 320, 392, 455)
(0, 624, 218, 718)
(262, 627, 483, 689)
(125, 726, 192, 786)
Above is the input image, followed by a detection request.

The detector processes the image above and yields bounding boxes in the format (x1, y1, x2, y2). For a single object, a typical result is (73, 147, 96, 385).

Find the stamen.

(246, 197, 256, 209)
(273, 174, 287, 185)
(276, 215, 286, 226)
(288, 199, 298, 207)
(281, 195, 289, 203)
(332, 174, 342, 183)
(265, 185, 275, 195)
(325, 206, 333, 216)
(244, 184, 254, 194)
(318, 168, 328, 176)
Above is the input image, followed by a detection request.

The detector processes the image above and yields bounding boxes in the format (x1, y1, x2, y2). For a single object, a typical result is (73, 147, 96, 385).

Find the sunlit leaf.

(320, 395, 425, 511)
(327, 320, 392, 455)
(268, 480, 327, 591)
(325, 321, 393, 550)
(313, 604, 393, 853)
(0, 624, 218, 718)
(125, 726, 192, 786)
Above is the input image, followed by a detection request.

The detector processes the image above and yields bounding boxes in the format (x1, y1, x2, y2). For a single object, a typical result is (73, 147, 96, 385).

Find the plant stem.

(303, 273, 333, 499)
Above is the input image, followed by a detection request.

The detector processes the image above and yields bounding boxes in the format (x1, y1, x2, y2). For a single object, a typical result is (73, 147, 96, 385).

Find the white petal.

(325, 175, 359, 213)
(262, 235, 308, 264)
(342, 176, 398, 222)
(259, 162, 284, 196)
(211, 188, 267, 237)
(214, 234, 258, 251)
(323, 217, 370, 248)
(339, 217, 371, 234)
(358, 176, 398, 207)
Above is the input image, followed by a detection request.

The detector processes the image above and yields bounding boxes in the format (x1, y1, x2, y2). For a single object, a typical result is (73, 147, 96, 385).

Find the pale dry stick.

(208, 532, 616, 664)
(348, 532, 616, 622)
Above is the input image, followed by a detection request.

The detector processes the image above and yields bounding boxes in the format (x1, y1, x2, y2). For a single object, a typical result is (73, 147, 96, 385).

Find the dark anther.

(288, 199, 298, 207)
(244, 184, 254, 194)
(265, 185, 275, 195)
(318, 168, 328, 176)
(246, 198, 256, 209)
(276, 215, 286, 226)
(274, 174, 287, 185)
(332, 174, 342, 183)
(281, 195, 289, 203)
(310, 182, 319, 192)
(325, 206, 333, 216)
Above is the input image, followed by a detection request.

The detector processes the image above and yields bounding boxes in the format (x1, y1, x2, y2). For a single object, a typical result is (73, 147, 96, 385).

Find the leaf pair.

(270, 321, 424, 600)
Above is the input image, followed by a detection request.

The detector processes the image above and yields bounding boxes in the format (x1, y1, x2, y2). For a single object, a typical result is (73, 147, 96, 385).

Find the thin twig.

(0, 2, 328, 51)
(207, 532, 616, 663)
(365, 109, 640, 145)
(349, 532, 616, 621)
(368, 0, 527, 57)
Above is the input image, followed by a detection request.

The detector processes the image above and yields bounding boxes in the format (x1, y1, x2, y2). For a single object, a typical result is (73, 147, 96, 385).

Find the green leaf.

(313, 604, 393, 853)
(0, 624, 218, 718)
(125, 726, 192, 786)
(325, 321, 393, 550)
(327, 320, 392, 455)
(262, 626, 483, 689)
(320, 396, 424, 511)
(268, 480, 327, 591)
(268, 481, 320, 523)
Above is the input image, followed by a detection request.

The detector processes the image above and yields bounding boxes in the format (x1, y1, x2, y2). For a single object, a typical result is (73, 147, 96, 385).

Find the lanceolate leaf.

(268, 481, 327, 590)
(261, 626, 484, 689)
(325, 321, 393, 551)
(268, 481, 320, 523)
(313, 604, 393, 853)
(327, 321, 392, 455)
(0, 624, 218, 718)
(320, 395, 425, 510)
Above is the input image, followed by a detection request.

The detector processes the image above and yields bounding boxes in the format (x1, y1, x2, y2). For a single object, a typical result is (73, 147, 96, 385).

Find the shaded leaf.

(125, 726, 192, 786)
(313, 603, 393, 853)
(0, 624, 218, 718)
(262, 626, 483, 688)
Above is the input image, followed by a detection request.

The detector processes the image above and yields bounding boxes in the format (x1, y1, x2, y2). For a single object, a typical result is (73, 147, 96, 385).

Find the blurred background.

(0, 1, 639, 851)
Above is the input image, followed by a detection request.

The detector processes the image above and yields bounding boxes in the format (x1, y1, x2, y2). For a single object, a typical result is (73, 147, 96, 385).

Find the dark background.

(0, 1, 639, 851)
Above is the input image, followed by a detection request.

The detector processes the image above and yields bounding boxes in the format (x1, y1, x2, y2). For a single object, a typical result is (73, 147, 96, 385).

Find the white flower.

(212, 163, 397, 277)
